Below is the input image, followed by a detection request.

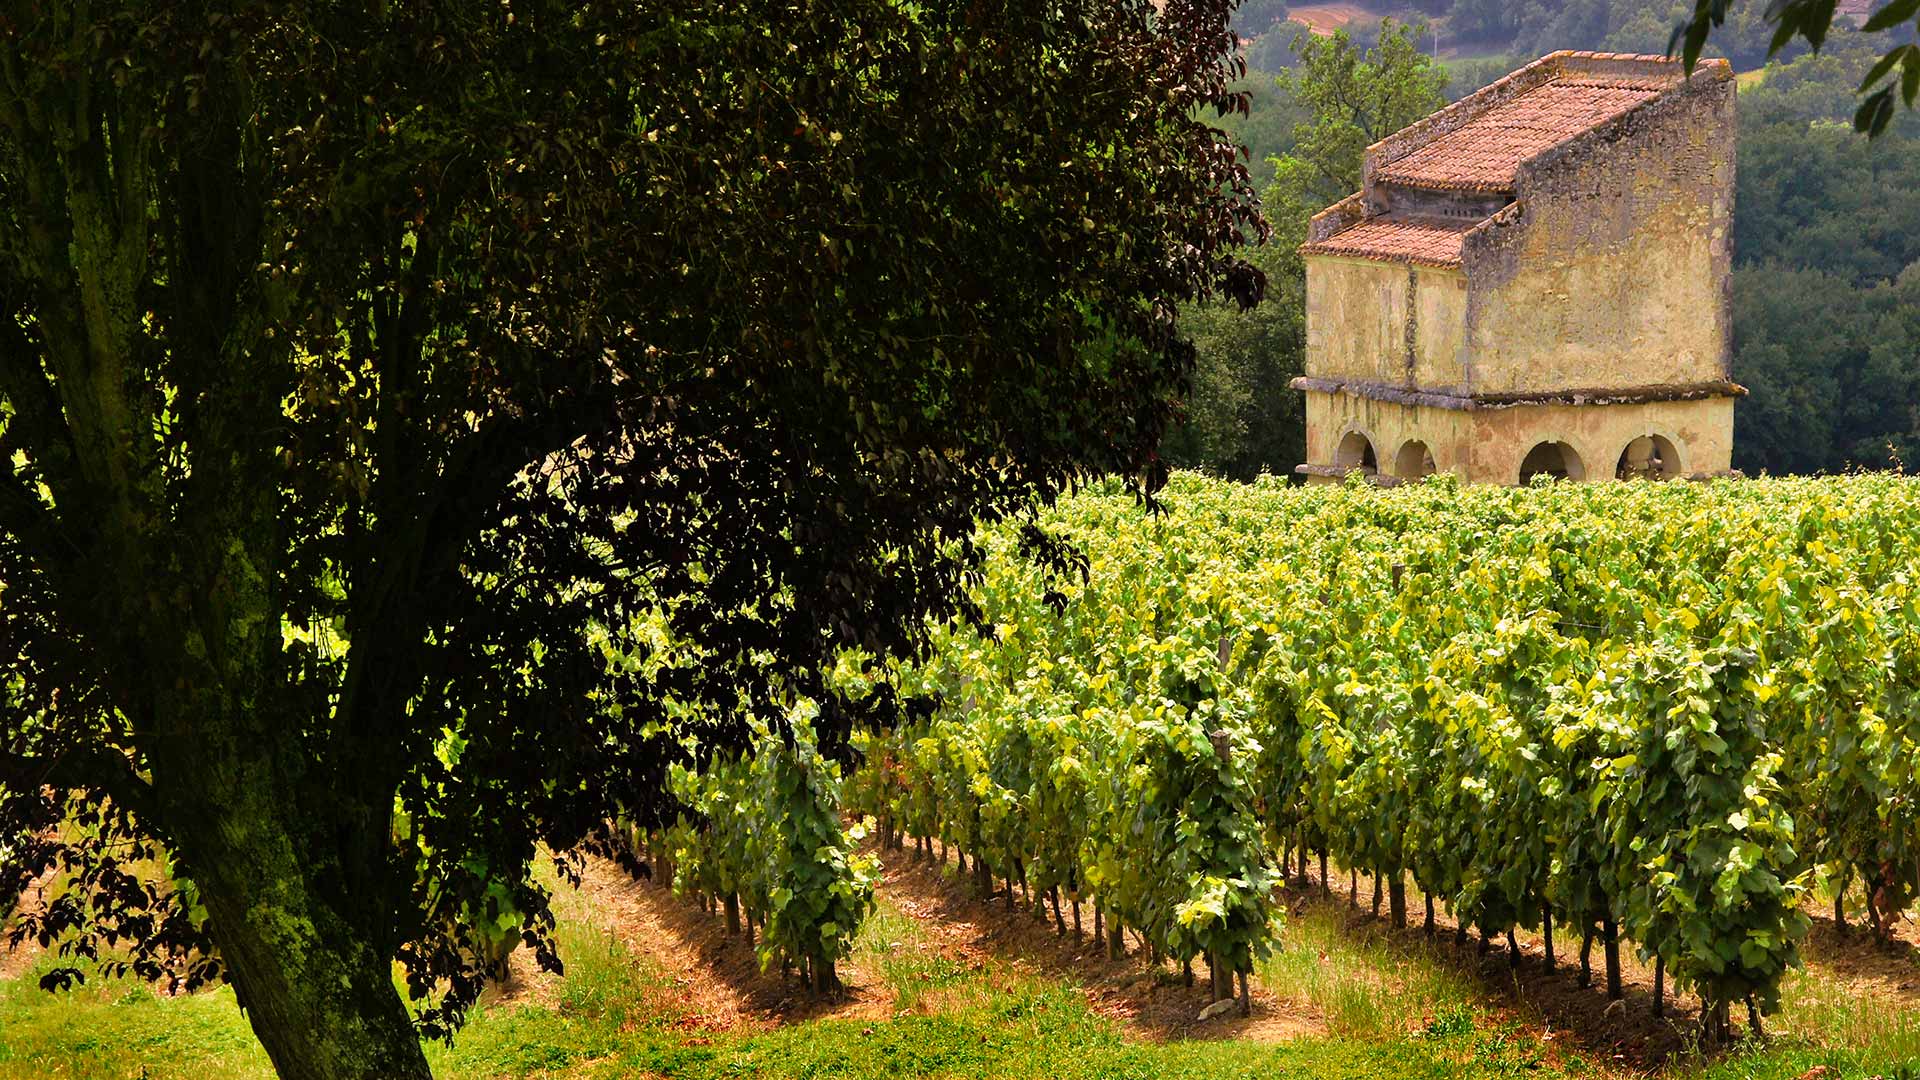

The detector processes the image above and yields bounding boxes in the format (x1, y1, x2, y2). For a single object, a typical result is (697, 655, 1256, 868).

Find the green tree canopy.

(0, 3, 1265, 1078)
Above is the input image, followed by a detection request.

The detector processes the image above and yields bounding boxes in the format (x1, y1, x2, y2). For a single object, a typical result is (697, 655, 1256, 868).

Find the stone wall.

(1467, 396, 1735, 482)
(1304, 257, 1469, 390)
(1459, 67, 1736, 395)
(1301, 392, 1734, 484)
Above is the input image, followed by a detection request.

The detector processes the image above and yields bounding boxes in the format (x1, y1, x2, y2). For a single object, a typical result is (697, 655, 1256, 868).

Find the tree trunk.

(1653, 956, 1665, 1017)
(812, 955, 838, 994)
(178, 793, 433, 1080)
(1388, 873, 1407, 929)
(1238, 968, 1251, 1017)
(1579, 926, 1593, 987)
(1183, 958, 1193, 986)
(1094, 903, 1103, 945)
(1425, 893, 1435, 937)
(1371, 873, 1382, 917)
(724, 892, 741, 936)
(1319, 850, 1330, 898)
(1834, 866, 1848, 932)
(1072, 898, 1082, 939)
(1108, 921, 1126, 960)
(1506, 927, 1520, 970)
(1455, 920, 1467, 947)
(1541, 905, 1554, 972)
(1603, 918, 1623, 1000)
(1350, 867, 1357, 906)
(1050, 887, 1066, 935)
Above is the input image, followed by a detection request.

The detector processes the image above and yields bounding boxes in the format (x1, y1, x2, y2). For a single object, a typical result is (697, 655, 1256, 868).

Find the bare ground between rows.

(875, 841, 1321, 1043)
(1284, 862, 1920, 1070)
(549, 854, 892, 1034)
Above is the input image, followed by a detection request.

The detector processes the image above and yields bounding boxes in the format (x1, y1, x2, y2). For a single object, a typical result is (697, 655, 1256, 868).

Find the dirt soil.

(552, 854, 892, 1033)
(0, 866, 56, 984)
(1287, 3, 1389, 35)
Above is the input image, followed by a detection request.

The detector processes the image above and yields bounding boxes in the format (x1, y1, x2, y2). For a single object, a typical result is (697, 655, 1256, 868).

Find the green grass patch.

(10, 881, 1920, 1079)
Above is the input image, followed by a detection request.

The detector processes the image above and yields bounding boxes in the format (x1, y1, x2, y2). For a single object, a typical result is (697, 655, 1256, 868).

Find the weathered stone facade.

(1294, 52, 1740, 485)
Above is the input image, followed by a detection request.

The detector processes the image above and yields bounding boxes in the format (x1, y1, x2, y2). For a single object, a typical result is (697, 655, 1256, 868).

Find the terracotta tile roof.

(1299, 213, 1477, 268)
(1373, 79, 1664, 192)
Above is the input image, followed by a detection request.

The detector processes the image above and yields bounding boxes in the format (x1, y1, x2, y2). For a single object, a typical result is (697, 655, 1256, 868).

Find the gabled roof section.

(1366, 52, 1725, 195)
(1371, 80, 1663, 192)
(1298, 213, 1476, 268)
(1298, 52, 1732, 268)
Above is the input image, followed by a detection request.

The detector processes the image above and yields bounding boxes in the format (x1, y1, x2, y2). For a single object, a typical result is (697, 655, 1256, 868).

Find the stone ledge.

(1290, 377, 1747, 411)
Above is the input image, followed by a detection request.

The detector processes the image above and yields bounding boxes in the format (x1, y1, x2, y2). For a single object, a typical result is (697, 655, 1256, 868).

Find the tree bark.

(1603, 918, 1623, 1000)
(1541, 905, 1554, 971)
(1388, 872, 1407, 929)
(1579, 926, 1593, 987)
(1834, 867, 1848, 932)
(175, 778, 432, 1080)
(1653, 955, 1665, 1017)
(1319, 850, 1330, 898)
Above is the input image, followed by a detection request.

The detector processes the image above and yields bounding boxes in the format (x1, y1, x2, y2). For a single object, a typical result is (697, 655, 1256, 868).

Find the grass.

(9, 881, 1920, 1079)
(1260, 905, 1484, 1039)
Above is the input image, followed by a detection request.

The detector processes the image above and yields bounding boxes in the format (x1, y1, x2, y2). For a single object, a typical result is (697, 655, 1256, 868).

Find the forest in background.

(1172, 3, 1920, 479)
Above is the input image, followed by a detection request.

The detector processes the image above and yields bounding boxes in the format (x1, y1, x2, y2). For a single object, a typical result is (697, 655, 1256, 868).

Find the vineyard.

(647, 472, 1920, 1047)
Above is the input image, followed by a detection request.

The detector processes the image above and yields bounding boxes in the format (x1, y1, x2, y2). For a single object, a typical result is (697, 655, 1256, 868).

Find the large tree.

(1675, 0, 1920, 133)
(1165, 22, 1440, 479)
(0, 3, 1264, 1078)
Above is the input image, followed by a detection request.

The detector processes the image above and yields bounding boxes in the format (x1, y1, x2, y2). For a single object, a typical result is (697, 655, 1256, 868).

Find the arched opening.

(1616, 434, 1682, 480)
(1394, 440, 1437, 481)
(1518, 441, 1585, 484)
(1334, 431, 1378, 476)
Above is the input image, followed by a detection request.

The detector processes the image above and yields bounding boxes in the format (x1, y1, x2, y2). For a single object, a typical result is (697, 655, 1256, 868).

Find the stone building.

(1292, 51, 1741, 486)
